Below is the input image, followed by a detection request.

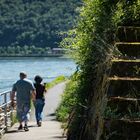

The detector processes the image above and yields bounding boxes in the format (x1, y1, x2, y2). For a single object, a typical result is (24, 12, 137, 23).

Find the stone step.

(106, 97, 140, 116)
(108, 77, 140, 81)
(108, 96, 140, 101)
(103, 119, 140, 140)
(115, 42, 140, 58)
(104, 26, 140, 140)
(110, 59, 140, 77)
(112, 59, 140, 62)
(116, 26, 140, 42)
(107, 78, 140, 98)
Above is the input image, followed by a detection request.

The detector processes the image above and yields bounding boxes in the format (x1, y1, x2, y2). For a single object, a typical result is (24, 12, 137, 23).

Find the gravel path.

(2, 82, 67, 140)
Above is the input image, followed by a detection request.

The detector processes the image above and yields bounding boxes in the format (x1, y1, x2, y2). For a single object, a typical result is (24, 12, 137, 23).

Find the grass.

(56, 79, 77, 122)
(46, 75, 67, 89)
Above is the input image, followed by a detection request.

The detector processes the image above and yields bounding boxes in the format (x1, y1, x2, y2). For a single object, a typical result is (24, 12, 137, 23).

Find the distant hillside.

(0, 0, 82, 51)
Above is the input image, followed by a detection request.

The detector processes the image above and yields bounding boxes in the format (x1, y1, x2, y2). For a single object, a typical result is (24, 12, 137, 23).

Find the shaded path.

(2, 82, 67, 140)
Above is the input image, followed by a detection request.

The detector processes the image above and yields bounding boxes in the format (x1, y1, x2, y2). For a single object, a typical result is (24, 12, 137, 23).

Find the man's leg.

(22, 104, 30, 131)
(17, 105, 23, 130)
(18, 122, 23, 130)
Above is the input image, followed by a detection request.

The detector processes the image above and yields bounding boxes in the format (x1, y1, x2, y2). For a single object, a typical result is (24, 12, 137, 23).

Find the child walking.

(34, 75, 47, 126)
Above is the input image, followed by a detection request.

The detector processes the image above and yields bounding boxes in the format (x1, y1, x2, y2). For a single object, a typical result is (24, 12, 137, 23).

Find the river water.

(0, 57, 76, 92)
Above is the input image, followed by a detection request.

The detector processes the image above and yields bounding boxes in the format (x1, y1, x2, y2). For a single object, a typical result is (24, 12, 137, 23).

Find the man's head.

(19, 71, 27, 79)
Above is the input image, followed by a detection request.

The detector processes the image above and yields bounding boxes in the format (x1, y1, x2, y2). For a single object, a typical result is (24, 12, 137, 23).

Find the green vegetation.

(11, 111, 18, 125)
(46, 75, 67, 89)
(104, 106, 140, 119)
(0, 0, 82, 55)
(0, 45, 50, 56)
(56, 76, 78, 122)
(56, 0, 140, 140)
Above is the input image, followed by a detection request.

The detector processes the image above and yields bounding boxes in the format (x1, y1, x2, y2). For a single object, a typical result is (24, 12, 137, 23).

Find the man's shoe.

(37, 121, 42, 127)
(24, 124, 29, 131)
(18, 124, 23, 130)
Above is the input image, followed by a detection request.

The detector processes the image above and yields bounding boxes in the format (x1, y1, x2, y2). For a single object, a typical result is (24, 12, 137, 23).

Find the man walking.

(11, 72, 36, 131)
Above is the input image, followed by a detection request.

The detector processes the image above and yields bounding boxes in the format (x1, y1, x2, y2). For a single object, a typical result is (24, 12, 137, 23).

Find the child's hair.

(34, 75, 43, 84)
